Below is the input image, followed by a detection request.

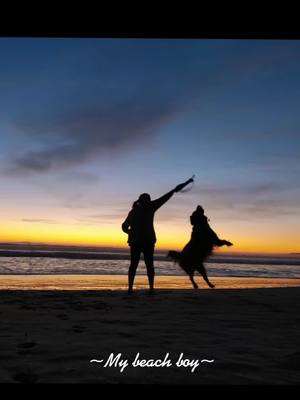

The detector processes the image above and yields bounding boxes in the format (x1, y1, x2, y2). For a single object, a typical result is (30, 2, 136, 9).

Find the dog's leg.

(189, 272, 198, 289)
(197, 264, 215, 288)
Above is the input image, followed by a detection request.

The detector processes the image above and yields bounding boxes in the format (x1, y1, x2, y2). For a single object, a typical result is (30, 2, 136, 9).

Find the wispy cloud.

(20, 218, 59, 224)
(8, 95, 183, 174)
(187, 182, 300, 219)
(3, 39, 300, 178)
(73, 209, 131, 225)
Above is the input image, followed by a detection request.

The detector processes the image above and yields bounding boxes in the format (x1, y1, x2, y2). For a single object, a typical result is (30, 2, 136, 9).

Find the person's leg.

(197, 263, 215, 288)
(128, 245, 141, 293)
(143, 244, 155, 291)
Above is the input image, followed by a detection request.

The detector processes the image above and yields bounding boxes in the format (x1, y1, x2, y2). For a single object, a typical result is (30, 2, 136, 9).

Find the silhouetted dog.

(168, 206, 232, 289)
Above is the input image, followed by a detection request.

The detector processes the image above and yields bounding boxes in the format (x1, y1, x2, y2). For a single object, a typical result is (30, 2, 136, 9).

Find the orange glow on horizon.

(0, 221, 299, 255)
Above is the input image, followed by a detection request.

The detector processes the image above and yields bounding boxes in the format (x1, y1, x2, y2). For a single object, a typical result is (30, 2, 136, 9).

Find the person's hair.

(138, 193, 151, 203)
(132, 200, 139, 209)
(196, 205, 204, 214)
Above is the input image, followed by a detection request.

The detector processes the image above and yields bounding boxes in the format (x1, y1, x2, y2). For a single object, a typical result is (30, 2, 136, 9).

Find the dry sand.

(0, 275, 299, 384)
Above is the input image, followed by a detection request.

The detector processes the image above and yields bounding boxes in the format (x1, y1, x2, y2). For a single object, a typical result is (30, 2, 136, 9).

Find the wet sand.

(0, 275, 299, 384)
(0, 274, 299, 290)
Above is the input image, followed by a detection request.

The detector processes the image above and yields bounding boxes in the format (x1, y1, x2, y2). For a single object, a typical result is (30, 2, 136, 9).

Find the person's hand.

(174, 177, 194, 192)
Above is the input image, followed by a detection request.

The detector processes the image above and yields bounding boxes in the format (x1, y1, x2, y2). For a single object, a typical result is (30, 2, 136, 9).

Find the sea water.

(0, 254, 299, 278)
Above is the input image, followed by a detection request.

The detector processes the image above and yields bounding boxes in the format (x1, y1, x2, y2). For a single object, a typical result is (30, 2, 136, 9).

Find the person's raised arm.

(151, 188, 176, 211)
(151, 177, 195, 211)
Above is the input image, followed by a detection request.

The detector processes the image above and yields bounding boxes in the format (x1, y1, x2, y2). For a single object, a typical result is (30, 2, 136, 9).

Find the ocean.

(0, 251, 300, 278)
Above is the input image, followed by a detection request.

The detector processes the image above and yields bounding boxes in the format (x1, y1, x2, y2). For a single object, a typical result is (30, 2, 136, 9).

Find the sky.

(0, 38, 299, 253)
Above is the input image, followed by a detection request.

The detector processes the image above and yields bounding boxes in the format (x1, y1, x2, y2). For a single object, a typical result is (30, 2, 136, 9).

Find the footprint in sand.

(118, 332, 134, 338)
(12, 371, 39, 383)
(17, 341, 37, 349)
(91, 303, 109, 310)
(279, 352, 300, 371)
(56, 313, 69, 320)
(19, 305, 37, 311)
(72, 306, 89, 311)
(72, 325, 86, 333)
(17, 341, 37, 356)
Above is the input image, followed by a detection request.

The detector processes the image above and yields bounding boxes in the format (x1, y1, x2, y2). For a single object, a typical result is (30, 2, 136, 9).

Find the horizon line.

(0, 241, 298, 256)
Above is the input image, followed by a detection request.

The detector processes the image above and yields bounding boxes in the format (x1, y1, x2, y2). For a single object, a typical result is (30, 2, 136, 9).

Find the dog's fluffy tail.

(167, 250, 181, 263)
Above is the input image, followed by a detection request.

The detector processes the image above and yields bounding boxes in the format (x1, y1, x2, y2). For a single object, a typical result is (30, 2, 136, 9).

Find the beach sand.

(0, 275, 299, 384)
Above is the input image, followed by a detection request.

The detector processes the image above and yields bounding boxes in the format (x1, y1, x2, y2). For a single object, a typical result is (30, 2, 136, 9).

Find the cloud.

(72, 208, 131, 225)
(6, 89, 186, 175)
(4, 39, 300, 177)
(86, 212, 128, 220)
(187, 182, 300, 219)
(20, 218, 59, 224)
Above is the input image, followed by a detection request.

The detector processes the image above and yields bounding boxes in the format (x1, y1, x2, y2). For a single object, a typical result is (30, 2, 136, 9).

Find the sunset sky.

(0, 38, 299, 253)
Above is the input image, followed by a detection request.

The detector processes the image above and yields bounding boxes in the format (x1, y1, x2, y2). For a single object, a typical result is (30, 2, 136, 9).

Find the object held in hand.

(175, 175, 195, 193)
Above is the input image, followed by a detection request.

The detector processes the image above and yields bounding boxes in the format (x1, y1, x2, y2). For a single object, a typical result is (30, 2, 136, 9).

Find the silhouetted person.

(168, 205, 233, 289)
(122, 178, 194, 294)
